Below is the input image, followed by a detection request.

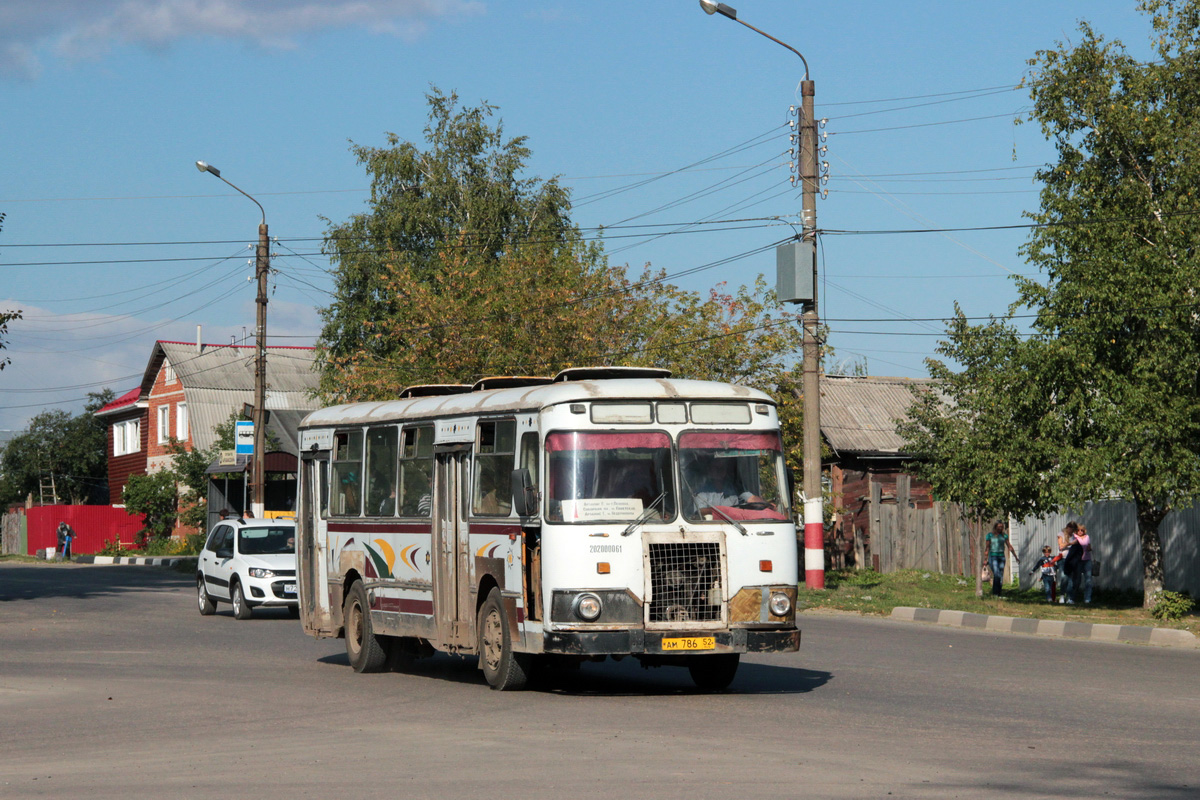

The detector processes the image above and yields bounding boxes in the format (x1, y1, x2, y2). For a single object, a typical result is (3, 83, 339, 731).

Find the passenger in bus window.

(377, 487, 396, 516)
(400, 463, 431, 517)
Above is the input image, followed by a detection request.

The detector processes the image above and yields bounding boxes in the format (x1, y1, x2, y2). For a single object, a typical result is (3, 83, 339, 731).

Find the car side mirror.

(217, 548, 233, 560)
(511, 468, 538, 518)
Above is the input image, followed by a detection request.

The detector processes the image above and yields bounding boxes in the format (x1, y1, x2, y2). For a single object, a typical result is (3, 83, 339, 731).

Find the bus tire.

(231, 581, 252, 620)
(344, 580, 386, 673)
(688, 653, 739, 691)
(197, 576, 216, 616)
(478, 588, 530, 691)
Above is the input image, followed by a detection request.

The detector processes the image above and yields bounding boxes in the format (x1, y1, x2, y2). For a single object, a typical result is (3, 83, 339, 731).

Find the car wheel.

(687, 653, 739, 691)
(477, 588, 530, 691)
(343, 580, 386, 673)
(231, 581, 252, 620)
(197, 576, 216, 616)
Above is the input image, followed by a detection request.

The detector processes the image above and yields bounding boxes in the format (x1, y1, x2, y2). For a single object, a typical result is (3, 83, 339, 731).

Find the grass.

(797, 569, 1200, 636)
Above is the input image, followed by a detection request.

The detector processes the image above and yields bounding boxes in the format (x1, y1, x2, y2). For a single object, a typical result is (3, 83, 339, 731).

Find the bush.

(1151, 590, 1195, 621)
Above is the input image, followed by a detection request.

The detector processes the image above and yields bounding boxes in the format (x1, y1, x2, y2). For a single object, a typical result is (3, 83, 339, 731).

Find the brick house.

(96, 339, 321, 524)
(93, 386, 149, 504)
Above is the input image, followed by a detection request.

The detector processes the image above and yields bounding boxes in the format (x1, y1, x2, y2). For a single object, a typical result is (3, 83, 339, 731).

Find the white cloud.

(0, 298, 309, 431)
(0, 0, 484, 78)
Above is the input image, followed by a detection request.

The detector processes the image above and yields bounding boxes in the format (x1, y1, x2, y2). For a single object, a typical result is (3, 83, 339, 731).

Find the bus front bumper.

(543, 627, 800, 656)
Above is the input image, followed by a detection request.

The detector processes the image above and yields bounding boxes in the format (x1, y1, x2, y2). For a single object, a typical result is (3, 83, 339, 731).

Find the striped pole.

(805, 497, 825, 588)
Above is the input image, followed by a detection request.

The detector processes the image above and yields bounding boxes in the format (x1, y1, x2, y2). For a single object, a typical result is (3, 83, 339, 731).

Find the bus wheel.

(688, 654, 740, 691)
(343, 580, 387, 673)
(477, 588, 530, 691)
(197, 576, 216, 616)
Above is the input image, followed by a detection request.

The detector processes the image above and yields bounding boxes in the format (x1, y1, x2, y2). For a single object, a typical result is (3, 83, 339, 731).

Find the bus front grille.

(647, 541, 723, 624)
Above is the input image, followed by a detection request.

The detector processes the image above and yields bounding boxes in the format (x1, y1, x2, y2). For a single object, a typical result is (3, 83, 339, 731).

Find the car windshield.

(678, 431, 791, 522)
(545, 431, 676, 523)
(238, 526, 296, 555)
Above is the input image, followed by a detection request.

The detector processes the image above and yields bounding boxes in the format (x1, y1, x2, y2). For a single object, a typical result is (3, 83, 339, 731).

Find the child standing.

(1031, 545, 1057, 602)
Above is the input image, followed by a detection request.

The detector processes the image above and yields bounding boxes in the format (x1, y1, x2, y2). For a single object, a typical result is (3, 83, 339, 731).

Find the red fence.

(26, 506, 146, 555)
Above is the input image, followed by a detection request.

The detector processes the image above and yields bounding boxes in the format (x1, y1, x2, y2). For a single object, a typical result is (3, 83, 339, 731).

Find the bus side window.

(366, 427, 398, 516)
(473, 420, 516, 516)
(332, 430, 363, 516)
(399, 426, 433, 517)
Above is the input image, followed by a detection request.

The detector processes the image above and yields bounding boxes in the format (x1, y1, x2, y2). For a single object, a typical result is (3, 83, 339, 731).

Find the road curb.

(891, 606, 1197, 648)
(72, 555, 198, 567)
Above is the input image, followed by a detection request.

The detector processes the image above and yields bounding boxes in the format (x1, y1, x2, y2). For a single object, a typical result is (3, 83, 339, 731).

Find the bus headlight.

(573, 593, 603, 622)
(769, 591, 792, 617)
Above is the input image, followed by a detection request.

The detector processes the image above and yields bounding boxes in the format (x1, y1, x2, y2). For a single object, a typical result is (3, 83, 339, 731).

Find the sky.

(0, 0, 1157, 433)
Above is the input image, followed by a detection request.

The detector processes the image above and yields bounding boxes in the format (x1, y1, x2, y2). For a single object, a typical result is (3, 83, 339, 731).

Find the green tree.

(903, 0, 1200, 606)
(122, 471, 178, 544)
(0, 389, 113, 506)
(318, 87, 577, 398)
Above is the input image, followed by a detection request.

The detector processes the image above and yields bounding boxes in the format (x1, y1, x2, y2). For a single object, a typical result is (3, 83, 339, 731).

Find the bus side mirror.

(511, 468, 537, 518)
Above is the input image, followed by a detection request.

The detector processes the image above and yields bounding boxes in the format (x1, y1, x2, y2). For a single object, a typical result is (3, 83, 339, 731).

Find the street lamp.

(196, 160, 270, 519)
(699, 1, 824, 589)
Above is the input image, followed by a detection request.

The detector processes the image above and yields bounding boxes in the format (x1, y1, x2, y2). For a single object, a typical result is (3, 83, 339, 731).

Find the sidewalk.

(891, 606, 1197, 648)
(35, 549, 197, 568)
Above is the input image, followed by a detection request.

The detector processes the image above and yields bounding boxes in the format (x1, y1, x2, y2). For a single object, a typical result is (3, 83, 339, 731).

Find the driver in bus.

(692, 457, 765, 515)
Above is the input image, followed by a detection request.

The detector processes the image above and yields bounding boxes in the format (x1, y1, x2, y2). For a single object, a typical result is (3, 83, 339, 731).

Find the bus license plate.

(662, 636, 715, 651)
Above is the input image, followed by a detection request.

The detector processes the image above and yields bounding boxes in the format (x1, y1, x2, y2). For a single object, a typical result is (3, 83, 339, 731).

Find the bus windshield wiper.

(707, 504, 748, 536)
(622, 492, 665, 537)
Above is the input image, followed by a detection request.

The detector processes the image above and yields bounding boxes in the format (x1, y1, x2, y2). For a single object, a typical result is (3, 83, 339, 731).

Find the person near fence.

(1031, 545, 1057, 602)
(984, 521, 1019, 596)
(1056, 522, 1077, 602)
(1060, 525, 1084, 604)
(57, 521, 74, 561)
(1076, 523, 1093, 604)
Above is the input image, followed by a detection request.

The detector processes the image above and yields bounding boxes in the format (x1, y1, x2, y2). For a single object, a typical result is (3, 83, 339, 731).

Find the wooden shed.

(821, 375, 970, 575)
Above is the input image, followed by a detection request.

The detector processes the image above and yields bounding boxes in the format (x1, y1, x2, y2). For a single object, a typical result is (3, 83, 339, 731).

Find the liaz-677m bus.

(295, 367, 800, 690)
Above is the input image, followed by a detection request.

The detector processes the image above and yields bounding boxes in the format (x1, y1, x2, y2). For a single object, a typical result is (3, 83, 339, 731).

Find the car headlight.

(248, 568, 276, 579)
(769, 591, 792, 617)
(572, 593, 603, 622)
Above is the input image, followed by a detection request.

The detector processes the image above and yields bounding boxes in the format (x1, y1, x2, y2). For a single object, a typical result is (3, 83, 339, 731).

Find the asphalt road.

(2, 562, 1198, 799)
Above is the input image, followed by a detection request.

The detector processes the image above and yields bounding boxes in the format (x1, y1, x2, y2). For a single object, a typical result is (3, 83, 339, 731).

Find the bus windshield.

(545, 431, 675, 523)
(678, 431, 791, 522)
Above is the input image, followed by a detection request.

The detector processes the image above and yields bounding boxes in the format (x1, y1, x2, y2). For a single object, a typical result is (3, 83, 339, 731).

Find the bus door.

(298, 452, 335, 637)
(433, 446, 474, 649)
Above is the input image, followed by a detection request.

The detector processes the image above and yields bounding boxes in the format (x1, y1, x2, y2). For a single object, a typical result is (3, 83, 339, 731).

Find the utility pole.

(252, 220, 269, 518)
(798, 77, 825, 590)
(196, 160, 270, 518)
(701, 1, 825, 588)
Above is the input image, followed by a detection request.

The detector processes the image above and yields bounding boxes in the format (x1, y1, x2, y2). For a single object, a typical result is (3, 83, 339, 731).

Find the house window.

(176, 403, 188, 442)
(114, 419, 141, 456)
(157, 405, 170, 444)
(164, 360, 175, 384)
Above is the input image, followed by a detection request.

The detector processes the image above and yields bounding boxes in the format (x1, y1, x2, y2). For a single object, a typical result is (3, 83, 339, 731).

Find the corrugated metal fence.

(20, 506, 146, 555)
(1010, 501, 1200, 596)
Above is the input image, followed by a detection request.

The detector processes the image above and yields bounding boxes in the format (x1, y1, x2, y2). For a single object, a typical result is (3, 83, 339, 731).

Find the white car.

(196, 518, 298, 619)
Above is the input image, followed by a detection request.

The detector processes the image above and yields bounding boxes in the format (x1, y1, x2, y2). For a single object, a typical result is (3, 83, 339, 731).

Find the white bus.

(295, 367, 800, 690)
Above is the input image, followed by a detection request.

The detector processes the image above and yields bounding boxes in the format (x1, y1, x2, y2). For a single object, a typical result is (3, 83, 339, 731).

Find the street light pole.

(699, 1, 824, 589)
(196, 160, 270, 519)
